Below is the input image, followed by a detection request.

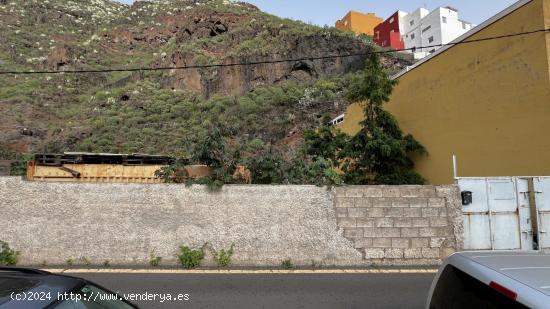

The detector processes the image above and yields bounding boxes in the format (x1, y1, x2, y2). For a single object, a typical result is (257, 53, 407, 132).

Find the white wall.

(400, 7, 474, 59)
(397, 10, 409, 35)
(441, 9, 475, 44)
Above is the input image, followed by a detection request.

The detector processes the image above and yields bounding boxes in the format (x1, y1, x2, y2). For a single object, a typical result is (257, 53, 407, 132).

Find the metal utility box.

(461, 191, 473, 205)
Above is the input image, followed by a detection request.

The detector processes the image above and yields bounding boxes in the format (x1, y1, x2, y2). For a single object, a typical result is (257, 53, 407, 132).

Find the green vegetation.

(66, 76, 350, 156)
(154, 161, 189, 184)
(188, 127, 237, 190)
(178, 246, 205, 269)
(153, 54, 424, 186)
(10, 155, 32, 176)
(243, 146, 343, 186)
(149, 252, 162, 267)
(156, 124, 345, 188)
(0, 241, 19, 266)
(303, 116, 348, 163)
(212, 243, 235, 267)
(230, 35, 274, 57)
(66, 258, 74, 266)
(281, 259, 293, 269)
(0, 148, 32, 176)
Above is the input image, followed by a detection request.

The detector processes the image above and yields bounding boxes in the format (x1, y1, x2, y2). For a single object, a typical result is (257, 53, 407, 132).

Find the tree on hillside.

(341, 53, 426, 185)
(245, 145, 285, 185)
(303, 115, 349, 163)
(155, 127, 240, 189)
(190, 127, 241, 189)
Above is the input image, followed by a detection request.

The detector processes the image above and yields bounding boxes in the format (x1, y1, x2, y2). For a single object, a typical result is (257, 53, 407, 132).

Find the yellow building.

(335, 11, 383, 36)
(338, 0, 550, 184)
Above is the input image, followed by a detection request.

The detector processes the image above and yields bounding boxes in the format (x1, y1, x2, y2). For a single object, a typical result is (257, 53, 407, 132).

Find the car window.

(52, 284, 134, 309)
(429, 265, 528, 309)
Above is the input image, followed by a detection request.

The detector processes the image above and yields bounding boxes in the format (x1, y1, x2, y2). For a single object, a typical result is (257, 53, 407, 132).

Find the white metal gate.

(534, 177, 550, 250)
(459, 177, 533, 250)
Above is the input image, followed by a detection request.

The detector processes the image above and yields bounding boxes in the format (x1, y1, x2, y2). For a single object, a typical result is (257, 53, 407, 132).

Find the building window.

(410, 33, 415, 40)
(410, 20, 414, 26)
(389, 17, 394, 23)
(428, 36, 434, 43)
(429, 49, 436, 53)
(330, 114, 345, 126)
(422, 25, 431, 33)
(442, 16, 447, 23)
(375, 31, 379, 39)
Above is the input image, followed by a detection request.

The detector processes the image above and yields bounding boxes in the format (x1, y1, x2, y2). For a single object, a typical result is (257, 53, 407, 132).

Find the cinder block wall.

(0, 177, 461, 267)
(334, 186, 463, 266)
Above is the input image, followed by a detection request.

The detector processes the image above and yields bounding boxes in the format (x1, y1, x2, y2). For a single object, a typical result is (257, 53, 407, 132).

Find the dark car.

(0, 267, 138, 309)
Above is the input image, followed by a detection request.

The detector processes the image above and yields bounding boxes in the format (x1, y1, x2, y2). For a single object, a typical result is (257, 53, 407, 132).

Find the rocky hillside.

(0, 0, 410, 157)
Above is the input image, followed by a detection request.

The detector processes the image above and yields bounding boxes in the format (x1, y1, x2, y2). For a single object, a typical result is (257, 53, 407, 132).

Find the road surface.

(76, 272, 435, 309)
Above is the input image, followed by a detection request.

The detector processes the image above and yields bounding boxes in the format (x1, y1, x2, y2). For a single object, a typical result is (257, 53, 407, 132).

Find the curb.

(43, 268, 438, 274)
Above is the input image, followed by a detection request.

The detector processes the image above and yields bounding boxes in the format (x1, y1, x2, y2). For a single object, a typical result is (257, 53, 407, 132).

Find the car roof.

(0, 268, 84, 308)
(455, 251, 550, 296)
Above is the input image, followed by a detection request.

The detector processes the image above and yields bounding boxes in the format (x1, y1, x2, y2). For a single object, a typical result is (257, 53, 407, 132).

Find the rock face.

(175, 34, 369, 97)
(96, 1, 375, 97)
(0, 0, 410, 155)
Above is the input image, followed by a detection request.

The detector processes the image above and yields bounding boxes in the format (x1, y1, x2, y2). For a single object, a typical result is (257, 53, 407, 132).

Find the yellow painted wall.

(545, 0, 550, 78)
(339, 0, 550, 184)
(335, 11, 383, 36)
(337, 102, 365, 135)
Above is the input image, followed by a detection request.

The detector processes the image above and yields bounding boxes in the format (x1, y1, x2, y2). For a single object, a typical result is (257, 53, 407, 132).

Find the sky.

(116, 0, 518, 25)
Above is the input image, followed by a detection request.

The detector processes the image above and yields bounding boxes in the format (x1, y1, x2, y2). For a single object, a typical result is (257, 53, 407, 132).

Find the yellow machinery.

(26, 152, 209, 183)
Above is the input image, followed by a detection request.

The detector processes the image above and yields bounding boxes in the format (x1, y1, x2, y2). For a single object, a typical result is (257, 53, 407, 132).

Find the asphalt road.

(76, 272, 435, 309)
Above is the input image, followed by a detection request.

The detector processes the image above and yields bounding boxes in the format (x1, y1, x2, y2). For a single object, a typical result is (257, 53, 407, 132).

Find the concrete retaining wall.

(0, 177, 462, 267)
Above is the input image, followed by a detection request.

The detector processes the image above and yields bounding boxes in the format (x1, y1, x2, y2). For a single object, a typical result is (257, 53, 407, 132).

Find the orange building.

(335, 11, 383, 36)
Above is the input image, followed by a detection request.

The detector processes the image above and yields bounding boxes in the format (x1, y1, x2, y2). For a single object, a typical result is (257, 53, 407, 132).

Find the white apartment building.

(401, 7, 475, 59)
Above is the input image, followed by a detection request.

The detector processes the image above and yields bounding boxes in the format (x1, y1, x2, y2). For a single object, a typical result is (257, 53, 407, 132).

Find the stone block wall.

(334, 185, 463, 266)
(0, 177, 462, 267)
